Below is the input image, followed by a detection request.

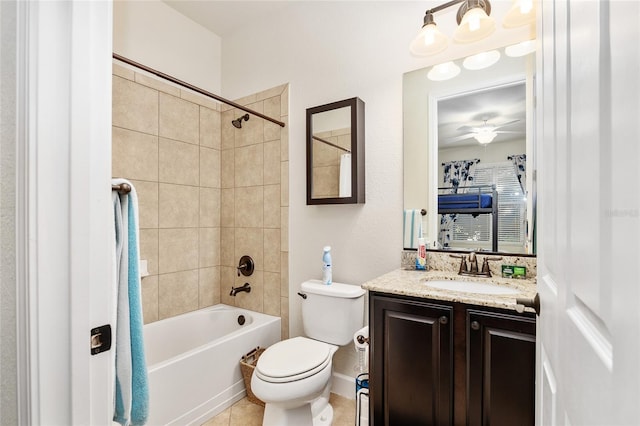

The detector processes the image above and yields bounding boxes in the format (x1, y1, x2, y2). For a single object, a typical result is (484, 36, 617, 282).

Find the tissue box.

(502, 265, 526, 279)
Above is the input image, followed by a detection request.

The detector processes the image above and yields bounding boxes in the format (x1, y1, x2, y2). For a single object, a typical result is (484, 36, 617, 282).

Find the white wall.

(113, 0, 222, 93)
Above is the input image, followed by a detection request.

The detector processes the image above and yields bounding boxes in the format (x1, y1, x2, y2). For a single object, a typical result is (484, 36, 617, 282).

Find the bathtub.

(144, 304, 281, 425)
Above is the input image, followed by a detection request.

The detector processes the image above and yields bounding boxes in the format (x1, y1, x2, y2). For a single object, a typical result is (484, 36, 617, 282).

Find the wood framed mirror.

(306, 97, 365, 204)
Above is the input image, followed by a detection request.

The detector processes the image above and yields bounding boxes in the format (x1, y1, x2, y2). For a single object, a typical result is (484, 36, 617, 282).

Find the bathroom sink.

(424, 280, 519, 295)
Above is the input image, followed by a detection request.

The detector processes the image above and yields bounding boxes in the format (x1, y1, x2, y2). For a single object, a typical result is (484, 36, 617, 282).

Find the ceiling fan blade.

(456, 125, 480, 133)
(443, 133, 475, 143)
(495, 130, 523, 134)
(493, 119, 521, 130)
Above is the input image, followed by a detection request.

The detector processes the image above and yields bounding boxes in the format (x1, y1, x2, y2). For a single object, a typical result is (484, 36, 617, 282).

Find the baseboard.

(331, 371, 356, 400)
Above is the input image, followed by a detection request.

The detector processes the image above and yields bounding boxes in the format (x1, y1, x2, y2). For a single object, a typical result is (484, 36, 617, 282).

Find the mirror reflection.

(403, 46, 535, 255)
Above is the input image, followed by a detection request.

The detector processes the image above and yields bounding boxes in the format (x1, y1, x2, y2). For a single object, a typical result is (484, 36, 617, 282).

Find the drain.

(237, 315, 246, 326)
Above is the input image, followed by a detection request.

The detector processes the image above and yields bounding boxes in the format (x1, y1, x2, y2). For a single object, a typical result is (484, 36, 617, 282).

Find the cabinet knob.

(439, 316, 449, 325)
(471, 321, 480, 330)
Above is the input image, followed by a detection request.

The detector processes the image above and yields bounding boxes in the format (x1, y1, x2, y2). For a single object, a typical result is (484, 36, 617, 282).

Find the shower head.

(231, 113, 250, 129)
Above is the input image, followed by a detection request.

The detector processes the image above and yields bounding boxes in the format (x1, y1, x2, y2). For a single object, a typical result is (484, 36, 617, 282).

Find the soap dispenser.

(322, 246, 332, 285)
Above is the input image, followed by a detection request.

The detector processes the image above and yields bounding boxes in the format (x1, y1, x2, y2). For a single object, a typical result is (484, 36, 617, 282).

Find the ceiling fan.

(446, 119, 522, 145)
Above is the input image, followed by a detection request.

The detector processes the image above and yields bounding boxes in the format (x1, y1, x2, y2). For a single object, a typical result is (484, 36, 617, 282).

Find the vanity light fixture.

(410, 0, 496, 56)
(463, 49, 501, 70)
(427, 61, 461, 81)
(503, 0, 536, 28)
(505, 39, 536, 57)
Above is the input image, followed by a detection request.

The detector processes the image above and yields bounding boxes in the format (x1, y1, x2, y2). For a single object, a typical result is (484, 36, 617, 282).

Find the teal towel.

(113, 180, 149, 425)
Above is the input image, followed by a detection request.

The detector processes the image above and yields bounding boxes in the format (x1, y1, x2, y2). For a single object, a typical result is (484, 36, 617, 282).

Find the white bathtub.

(144, 304, 281, 425)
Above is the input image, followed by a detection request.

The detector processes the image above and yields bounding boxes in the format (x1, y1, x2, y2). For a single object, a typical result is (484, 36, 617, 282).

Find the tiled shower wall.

(112, 62, 289, 339)
(311, 127, 351, 198)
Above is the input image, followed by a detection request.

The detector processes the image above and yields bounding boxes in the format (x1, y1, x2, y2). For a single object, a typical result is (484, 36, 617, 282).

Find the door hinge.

(90, 324, 112, 355)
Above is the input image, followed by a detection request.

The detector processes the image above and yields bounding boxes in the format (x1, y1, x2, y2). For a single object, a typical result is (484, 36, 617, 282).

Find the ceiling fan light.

(427, 61, 461, 81)
(474, 130, 498, 144)
(410, 21, 448, 56)
(463, 49, 501, 70)
(503, 0, 536, 28)
(454, 4, 496, 43)
(505, 39, 536, 57)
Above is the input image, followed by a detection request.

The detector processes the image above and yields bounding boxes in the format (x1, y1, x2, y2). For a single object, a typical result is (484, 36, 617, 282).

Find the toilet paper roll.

(353, 326, 369, 350)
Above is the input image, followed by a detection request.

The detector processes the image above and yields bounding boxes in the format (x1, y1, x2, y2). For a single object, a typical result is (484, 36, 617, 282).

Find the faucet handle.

(480, 256, 503, 275)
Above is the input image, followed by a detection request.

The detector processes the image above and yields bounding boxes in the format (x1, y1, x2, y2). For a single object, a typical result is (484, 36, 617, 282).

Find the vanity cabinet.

(369, 292, 536, 426)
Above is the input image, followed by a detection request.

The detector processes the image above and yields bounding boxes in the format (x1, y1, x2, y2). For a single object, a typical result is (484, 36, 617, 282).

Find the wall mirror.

(306, 97, 365, 204)
(403, 47, 536, 255)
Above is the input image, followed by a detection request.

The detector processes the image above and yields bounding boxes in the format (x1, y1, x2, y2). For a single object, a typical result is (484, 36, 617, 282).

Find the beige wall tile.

(263, 185, 281, 228)
(200, 187, 220, 228)
(234, 270, 263, 312)
(221, 110, 235, 150)
(263, 141, 280, 185)
(281, 162, 289, 207)
(158, 270, 199, 319)
(221, 149, 234, 189)
(280, 297, 289, 339)
(263, 229, 280, 273)
(313, 139, 340, 166)
(280, 115, 289, 161)
(220, 266, 236, 306)
(281, 251, 289, 295)
(112, 127, 158, 181)
(158, 183, 199, 228)
(141, 275, 159, 324)
(159, 93, 199, 145)
(113, 76, 158, 135)
(281, 86, 289, 116)
(234, 144, 263, 187)
(235, 102, 264, 148)
(234, 93, 257, 107)
(113, 63, 134, 81)
(200, 147, 221, 188)
(199, 267, 220, 308)
(281, 208, 289, 252)
(130, 180, 158, 229)
(158, 228, 199, 273)
(135, 72, 181, 96)
(220, 227, 235, 267)
(312, 165, 339, 198)
(180, 89, 220, 111)
(235, 186, 264, 228)
(263, 272, 281, 316)
(256, 84, 286, 102)
(158, 138, 199, 186)
(139, 229, 159, 275)
(221, 188, 235, 227)
(199, 227, 220, 268)
(264, 96, 281, 142)
(235, 227, 263, 272)
(200, 107, 221, 149)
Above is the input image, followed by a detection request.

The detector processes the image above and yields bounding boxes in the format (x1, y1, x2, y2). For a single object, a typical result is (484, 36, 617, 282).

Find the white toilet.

(251, 279, 365, 426)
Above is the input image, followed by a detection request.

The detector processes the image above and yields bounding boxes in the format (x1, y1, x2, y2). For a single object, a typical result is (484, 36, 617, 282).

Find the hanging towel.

(338, 153, 352, 197)
(403, 209, 422, 249)
(112, 178, 149, 426)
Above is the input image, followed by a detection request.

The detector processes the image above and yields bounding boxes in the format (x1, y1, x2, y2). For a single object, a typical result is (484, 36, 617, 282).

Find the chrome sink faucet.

(451, 252, 502, 278)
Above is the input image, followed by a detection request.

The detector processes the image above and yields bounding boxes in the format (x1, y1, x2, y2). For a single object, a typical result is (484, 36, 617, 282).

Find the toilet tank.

(300, 279, 365, 346)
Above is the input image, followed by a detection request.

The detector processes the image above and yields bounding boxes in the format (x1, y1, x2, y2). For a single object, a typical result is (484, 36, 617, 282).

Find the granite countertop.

(361, 268, 537, 313)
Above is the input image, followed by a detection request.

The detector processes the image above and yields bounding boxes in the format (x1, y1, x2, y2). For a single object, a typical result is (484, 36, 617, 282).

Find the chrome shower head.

(231, 113, 250, 129)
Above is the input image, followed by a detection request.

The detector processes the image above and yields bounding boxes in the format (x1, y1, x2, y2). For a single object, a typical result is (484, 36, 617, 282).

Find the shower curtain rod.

(113, 53, 286, 128)
(312, 135, 351, 153)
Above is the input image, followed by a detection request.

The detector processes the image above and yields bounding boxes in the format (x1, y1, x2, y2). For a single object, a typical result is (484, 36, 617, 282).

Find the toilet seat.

(255, 337, 332, 383)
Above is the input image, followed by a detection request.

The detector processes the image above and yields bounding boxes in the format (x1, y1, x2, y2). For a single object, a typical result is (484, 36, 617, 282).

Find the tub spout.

(230, 282, 251, 296)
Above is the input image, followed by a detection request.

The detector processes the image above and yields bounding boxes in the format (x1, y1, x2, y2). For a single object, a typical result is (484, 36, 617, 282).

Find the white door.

(17, 1, 115, 424)
(536, 0, 640, 424)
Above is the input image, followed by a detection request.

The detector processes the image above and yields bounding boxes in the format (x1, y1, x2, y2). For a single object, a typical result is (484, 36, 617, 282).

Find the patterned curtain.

(507, 154, 526, 193)
(439, 159, 481, 248)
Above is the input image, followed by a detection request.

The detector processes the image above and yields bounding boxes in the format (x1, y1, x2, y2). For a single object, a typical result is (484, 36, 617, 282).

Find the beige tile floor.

(202, 393, 356, 426)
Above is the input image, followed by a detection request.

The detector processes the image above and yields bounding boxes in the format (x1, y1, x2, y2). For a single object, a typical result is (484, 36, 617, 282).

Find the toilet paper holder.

(356, 334, 369, 345)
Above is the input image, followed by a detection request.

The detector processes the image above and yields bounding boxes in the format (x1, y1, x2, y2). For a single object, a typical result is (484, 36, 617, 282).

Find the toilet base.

(262, 402, 334, 426)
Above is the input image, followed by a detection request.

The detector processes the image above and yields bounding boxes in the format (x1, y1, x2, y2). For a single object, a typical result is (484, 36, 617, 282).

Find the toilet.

(251, 279, 365, 426)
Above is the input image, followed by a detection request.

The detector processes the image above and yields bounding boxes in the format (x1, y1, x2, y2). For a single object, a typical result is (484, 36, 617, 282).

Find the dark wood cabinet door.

(466, 309, 536, 426)
(370, 294, 453, 426)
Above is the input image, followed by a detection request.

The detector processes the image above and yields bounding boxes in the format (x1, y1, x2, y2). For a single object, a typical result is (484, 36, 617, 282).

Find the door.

(370, 294, 453, 425)
(537, 0, 640, 424)
(467, 309, 536, 426)
(16, 1, 115, 423)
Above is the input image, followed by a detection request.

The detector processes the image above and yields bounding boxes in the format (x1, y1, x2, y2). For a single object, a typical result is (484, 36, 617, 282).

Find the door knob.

(516, 293, 540, 315)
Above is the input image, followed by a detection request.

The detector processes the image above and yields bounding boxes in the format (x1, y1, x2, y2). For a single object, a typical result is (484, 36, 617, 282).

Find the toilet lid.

(255, 337, 332, 383)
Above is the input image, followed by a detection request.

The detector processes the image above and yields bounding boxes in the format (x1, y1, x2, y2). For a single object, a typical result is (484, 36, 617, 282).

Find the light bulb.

(454, 6, 495, 43)
(410, 22, 448, 56)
